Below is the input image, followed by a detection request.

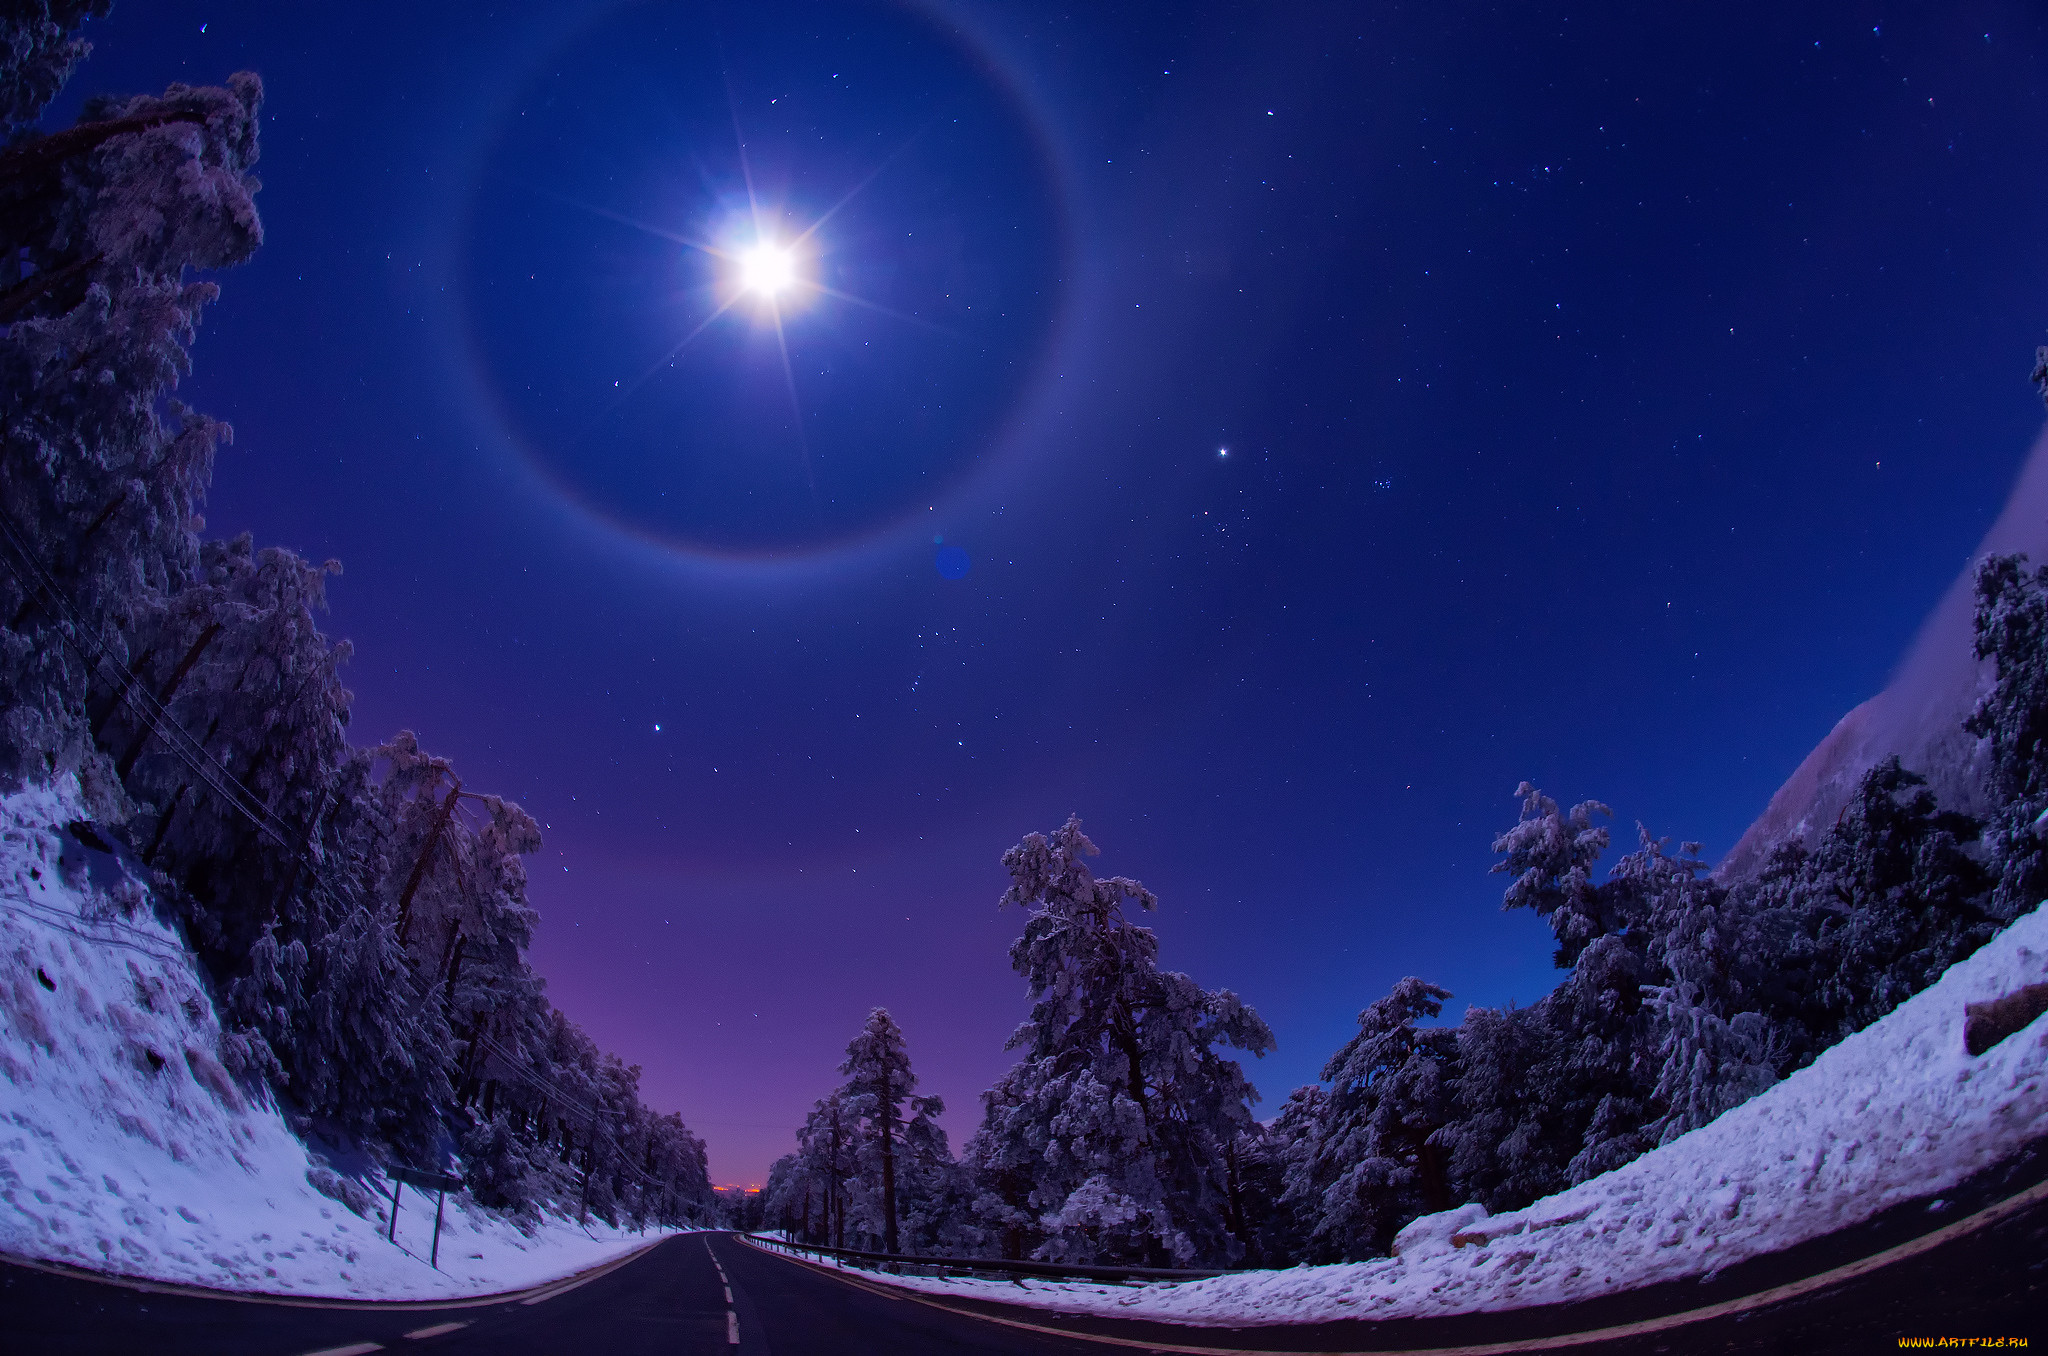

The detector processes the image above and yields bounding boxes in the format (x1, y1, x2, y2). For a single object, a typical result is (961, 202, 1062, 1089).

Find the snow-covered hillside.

(826, 902, 2048, 1325)
(0, 777, 666, 1299)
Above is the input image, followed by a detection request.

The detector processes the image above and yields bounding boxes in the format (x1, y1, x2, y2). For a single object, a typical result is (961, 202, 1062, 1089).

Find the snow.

(818, 901, 2048, 1326)
(0, 777, 671, 1299)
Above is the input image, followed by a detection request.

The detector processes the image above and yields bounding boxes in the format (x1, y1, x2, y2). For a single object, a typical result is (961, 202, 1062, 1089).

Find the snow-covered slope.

(0, 777, 666, 1299)
(834, 904, 2048, 1325)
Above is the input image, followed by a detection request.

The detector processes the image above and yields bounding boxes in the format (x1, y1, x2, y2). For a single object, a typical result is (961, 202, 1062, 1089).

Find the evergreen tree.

(1491, 783, 1623, 967)
(1763, 757, 1994, 1048)
(1968, 552, 2048, 921)
(966, 816, 1274, 1266)
(0, 23, 262, 802)
(1284, 977, 1456, 1261)
(839, 1007, 916, 1253)
(894, 1092, 973, 1253)
(1614, 829, 1780, 1145)
(790, 1092, 862, 1249)
(1, 3, 111, 128)
(0, 9, 717, 1228)
(1438, 1001, 1568, 1213)
(1229, 1084, 1324, 1265)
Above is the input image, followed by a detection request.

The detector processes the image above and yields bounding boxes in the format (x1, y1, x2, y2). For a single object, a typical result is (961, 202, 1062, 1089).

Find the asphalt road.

(3, 1195, 2043, 1356)
(0, 1232, 1101, 1356)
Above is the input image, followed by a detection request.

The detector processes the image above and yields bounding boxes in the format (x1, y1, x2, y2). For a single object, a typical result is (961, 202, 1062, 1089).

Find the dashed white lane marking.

(707, 1237, 740, 1345)
(403, 1322, 470, 1339)
(298, 1345, 383, 1356)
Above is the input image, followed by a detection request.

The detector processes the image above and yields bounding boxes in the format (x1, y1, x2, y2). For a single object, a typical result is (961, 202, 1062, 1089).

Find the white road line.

(297, 1345, 383, 1356)
(723, 1286, 733, 1302)
(727, 1309, 740, 1344)
(403, 1321, 470, 1339)
(6, 1238, 665, 1312)
(514, 1242, 669, 1307)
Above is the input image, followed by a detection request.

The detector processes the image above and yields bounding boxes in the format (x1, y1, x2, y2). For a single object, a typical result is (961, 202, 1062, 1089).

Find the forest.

(762, 646, 2046, 1268)
(8, 4, 2048, 1270)
(0, 9, 715, 1231)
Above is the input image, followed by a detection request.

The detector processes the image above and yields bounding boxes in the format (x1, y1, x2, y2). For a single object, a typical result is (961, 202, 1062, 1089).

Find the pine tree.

(0, 3, 111, 128)
(0, 17, 262, 801)
(839, 1007, 916, 1253)
(1611, 829, 1781, 1145)
(1227, 1084, 1324, 1265)
(1762, 757, 1994, 1047)
(967, 816, 1274, 1266)
(1968, 553, 2048, 921)
(1284, 977, 1456, 1261)
(1491, 783, 1623, 967)
(894, 1092, 971, 1253)
(1437, 1001, 1567, 1212)
(0, 9, 719, 1229)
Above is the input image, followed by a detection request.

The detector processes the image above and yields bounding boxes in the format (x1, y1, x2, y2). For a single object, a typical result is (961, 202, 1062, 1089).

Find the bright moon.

(738, 241, 797, 297)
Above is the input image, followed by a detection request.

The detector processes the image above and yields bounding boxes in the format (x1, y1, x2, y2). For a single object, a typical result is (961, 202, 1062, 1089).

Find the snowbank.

(0, 777, 669, 1299)
(852, 904, 2048, 1325)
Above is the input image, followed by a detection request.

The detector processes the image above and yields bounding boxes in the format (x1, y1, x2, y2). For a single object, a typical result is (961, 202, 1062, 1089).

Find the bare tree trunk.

(90, 642, 153, 739)
(879, 1067, 898, 1254)
(143, 784, 188, 864)
(395, 782, 462, 941)
(1415, 1132, 1450, 1215)
(116, 621, 222, 779)
(442, 933, 466, 1007)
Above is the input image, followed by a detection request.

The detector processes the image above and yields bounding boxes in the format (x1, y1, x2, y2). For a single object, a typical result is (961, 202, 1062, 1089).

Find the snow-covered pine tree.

(121, 537, 355, 955)
(967, 817, 1274, 1266)
(1613, 829, 1781, 1145)
(0, 3, 111, 128)
(1228, 1083, 1325, 1265)
(366, 732, 544, 1099)
(0, 7, 717, 1227)
(796, 1091, 863, 1249)
(894, 1092, 973, 1254)
(1484, 783, 1660, 1182)
(1968, 552, 2048, 921)
(1491, 782, 1625, 967)
(0, 10, 261, 806)
(1436, 1000, 1566, 1212)
(1283, 977, 1455, 1261)
(1766, 757, 1994, 1047)
(839, 1007, 917, 1253)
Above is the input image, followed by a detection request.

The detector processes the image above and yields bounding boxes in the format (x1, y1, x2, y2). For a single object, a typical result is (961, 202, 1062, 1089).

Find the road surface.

(2, 1202, 2042, 1356)
(0, 1232, 1100, 1355)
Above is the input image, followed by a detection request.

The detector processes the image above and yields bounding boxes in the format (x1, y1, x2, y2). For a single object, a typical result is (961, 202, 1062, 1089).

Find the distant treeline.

(0, 5, 713, 1229)
(763, 547, 2048, 1270)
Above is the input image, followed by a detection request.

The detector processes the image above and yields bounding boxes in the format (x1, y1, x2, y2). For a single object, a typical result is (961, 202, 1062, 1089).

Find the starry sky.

(56, 1, 2048, 1184)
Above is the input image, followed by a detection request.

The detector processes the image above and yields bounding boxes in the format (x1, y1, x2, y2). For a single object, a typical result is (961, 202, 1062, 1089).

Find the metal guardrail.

(743, 1233, 1228, 1284)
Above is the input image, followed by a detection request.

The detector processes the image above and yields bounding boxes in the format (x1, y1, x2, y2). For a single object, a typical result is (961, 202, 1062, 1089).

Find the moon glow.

(461, 0, 1068, 561)
(737, 240, 799, 299)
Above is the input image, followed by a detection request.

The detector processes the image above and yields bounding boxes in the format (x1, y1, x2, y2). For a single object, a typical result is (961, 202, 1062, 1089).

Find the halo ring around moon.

(456, 0, 1074, 576)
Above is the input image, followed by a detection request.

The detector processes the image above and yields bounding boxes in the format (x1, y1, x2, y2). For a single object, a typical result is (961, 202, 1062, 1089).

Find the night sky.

(54, 1, 2048, 1184)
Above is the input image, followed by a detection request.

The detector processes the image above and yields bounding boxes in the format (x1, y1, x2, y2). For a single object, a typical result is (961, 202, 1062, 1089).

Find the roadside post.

(389, 1166, 465, 1269)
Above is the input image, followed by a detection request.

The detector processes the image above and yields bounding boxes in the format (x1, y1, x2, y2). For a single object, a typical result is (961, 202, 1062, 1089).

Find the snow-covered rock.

(0, 777, 669, 1298)
(838, 901, 2048, 1325)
